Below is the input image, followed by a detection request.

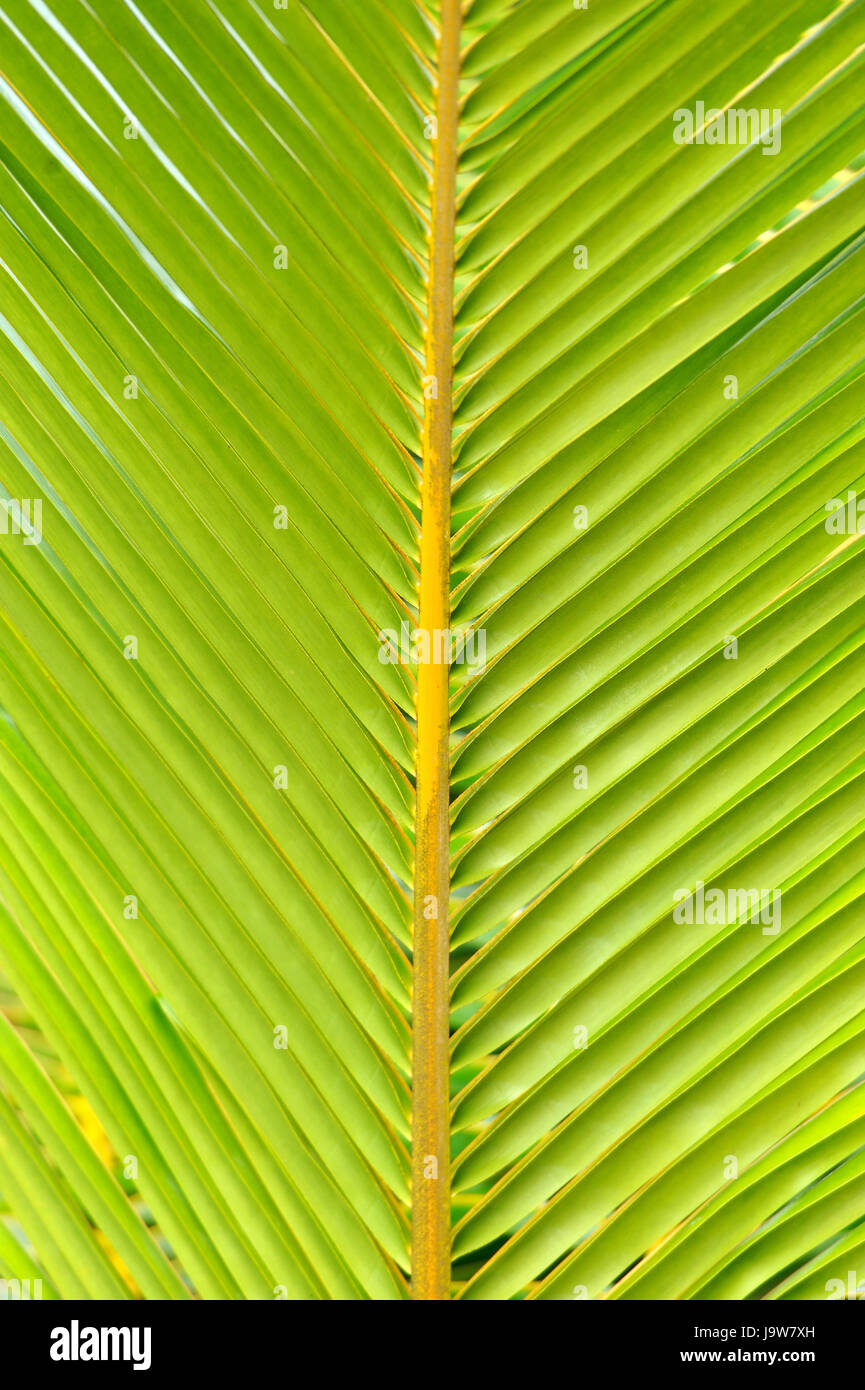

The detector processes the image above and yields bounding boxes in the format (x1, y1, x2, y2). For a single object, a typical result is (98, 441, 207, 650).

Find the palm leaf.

(0, 0, 863, 1302)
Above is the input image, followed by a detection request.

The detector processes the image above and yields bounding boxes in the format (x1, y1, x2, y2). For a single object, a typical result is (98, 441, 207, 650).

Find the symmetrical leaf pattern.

(0, 0, 863, 1301)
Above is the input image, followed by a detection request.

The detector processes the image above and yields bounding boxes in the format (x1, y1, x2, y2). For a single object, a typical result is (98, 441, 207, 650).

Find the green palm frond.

(0, 0, 863, 1301)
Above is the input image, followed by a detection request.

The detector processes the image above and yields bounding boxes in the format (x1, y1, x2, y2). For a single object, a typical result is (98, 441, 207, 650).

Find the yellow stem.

(411, 0, 461, 1302)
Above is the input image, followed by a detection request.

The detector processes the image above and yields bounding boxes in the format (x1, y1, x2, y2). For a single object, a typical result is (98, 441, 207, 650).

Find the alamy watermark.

(0, 497, 42, 545)
(0, 1276, 42, 1299)
(826, 1270, 865, 1299)
(50, 1321, 151, 1371)
(378, 621, 486, 668)
(673, 881, 781, 935)
(674, 102, 782, 156)
(825, 491, 865, 535)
